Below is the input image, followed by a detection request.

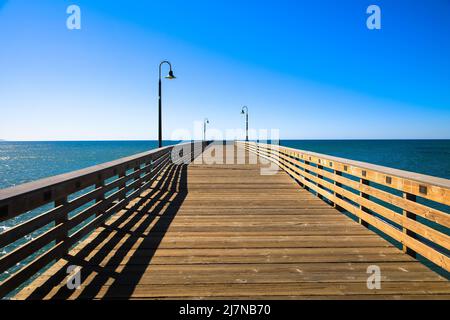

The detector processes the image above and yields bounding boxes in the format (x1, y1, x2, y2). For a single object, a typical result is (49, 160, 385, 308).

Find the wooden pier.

(1, 141, 449, 299)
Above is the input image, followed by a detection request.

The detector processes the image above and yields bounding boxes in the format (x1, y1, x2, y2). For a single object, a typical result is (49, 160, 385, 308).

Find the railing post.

(133, 164, 141, 192)
(95, 175, 105, 217)
(403, 192, 417, 258)
(317, 164, 324, 200)
(54, 196, 68, 251)
(145, 158, 152, 180)
(118, 169, 126, 201)
(333, 170, 343, 211)
(191, 142, 196, 162)
(304, 160, 311, 192)
(359, 178, 370, 228)
(294, 153, 305, 188)
(256, 142, 260, 163)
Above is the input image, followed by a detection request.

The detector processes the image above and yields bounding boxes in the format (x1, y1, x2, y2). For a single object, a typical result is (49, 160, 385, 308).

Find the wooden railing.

(0, 141, 209, 298)
(238, 141, 450, 273)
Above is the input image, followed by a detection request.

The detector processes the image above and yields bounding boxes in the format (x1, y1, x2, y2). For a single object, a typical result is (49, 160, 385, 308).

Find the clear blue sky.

(0, 0, 449, 140)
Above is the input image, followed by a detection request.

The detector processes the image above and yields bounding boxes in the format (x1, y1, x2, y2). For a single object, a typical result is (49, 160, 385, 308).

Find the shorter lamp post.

(241, 106, 249, 142)
(203, 118, 209, 141)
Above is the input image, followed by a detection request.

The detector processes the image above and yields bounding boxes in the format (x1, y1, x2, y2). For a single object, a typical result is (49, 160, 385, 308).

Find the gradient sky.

(0, 0, 449, 140)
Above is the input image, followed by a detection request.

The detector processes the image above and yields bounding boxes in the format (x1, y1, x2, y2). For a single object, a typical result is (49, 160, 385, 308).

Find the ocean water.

(1, 140, 449, 191)
(0, 140, 180, 189)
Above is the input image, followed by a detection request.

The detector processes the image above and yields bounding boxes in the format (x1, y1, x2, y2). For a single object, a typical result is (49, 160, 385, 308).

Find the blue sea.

(1, 140, 450, 190)
(0, 140, 175, 189)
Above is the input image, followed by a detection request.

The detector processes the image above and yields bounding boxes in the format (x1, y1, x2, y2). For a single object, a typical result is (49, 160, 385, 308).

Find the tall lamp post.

(158, 60, 176, 148)
(241, 106, 249, 142)
(203, 118, 209, 141)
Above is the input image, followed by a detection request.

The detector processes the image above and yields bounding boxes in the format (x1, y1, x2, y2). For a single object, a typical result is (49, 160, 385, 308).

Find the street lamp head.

(165, 70, 176, 80)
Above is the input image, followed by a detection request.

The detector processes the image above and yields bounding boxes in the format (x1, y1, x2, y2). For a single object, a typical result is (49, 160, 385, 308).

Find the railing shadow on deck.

(25, 161, 188, 299)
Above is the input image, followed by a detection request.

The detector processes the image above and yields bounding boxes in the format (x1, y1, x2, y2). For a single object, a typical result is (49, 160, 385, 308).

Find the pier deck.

(13, 143, 450, 299)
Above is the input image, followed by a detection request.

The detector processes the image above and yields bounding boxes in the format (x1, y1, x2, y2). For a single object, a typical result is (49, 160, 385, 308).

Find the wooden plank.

(16, 282, 450, 300)
(25, 264, 445, 289)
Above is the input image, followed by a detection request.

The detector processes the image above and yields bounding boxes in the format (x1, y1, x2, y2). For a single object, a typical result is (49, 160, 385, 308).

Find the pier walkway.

(1, 142, 449, 299)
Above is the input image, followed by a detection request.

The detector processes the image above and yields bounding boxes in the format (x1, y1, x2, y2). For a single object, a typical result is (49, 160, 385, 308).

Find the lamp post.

(158, 61, 176, 148)
(241, 106, 249, 142)
(203, 118, 209, 141)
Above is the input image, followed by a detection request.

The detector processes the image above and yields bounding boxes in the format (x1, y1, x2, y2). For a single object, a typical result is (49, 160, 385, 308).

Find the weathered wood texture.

(12, 142, 450, 300)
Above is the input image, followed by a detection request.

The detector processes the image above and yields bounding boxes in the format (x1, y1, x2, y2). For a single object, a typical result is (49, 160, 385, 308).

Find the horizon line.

(1, 138, 450, 142)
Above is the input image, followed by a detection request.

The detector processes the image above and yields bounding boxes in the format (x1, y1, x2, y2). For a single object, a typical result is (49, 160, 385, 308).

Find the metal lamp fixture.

(203, 118, 210, 141)
(158, 60, 176, 148)
(241, 106, 249, 142)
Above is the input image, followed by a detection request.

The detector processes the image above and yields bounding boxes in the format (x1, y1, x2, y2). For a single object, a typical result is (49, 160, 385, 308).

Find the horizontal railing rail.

(238, 141, 450, 273)
(0, 141, 209, 298)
